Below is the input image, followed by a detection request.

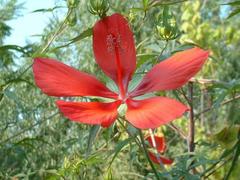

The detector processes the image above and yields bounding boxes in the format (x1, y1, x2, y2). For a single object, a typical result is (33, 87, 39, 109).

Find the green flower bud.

(67, 0, 79, 8)
(88, 0, 109, 18)
(67, 10, 77, 26)
(155, 6, 180, 41)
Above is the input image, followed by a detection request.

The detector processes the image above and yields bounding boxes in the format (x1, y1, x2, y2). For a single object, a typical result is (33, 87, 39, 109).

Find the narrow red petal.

(130, 47, 209, 97)
(148, 152, 173, 165)
(146, 136, 166, 153)
(33, 58, 117, 98)
(56, 100, 121, 128)
(93, 13, 136, 97)
(126, 97, 188, 129)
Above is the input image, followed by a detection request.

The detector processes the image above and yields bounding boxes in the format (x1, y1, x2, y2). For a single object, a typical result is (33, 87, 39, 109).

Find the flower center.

(118, 93, 129, 104)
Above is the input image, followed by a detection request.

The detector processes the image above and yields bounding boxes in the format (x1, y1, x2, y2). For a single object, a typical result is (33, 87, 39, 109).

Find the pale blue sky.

(5, 0, 65, 46)
(5, 0, 229, 47)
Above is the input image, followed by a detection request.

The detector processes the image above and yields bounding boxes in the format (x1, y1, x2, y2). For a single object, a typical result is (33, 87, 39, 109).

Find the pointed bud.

(155, 6, 180, 41)
(67, 0, 79, 8)
(88, 0, 109, 18)
(67, 10, 77, 26)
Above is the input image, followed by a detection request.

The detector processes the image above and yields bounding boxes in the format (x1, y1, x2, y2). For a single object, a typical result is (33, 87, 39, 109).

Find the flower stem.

(188, 82, 195, 153)
(118, 119, 141, 147)
(187, 82, 198, 174)
(40, 8, 73, 54)
(138, 129, 161, 180)
(149, 129, 166, 170)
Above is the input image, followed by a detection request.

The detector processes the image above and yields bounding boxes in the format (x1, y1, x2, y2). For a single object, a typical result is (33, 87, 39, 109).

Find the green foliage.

(213, 125, 239, 149)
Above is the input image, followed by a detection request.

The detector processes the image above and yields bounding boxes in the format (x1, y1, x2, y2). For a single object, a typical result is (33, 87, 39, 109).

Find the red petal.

(33, 58, 117, 98)
(126, 97, 188, 129)
(93, 13, 136, 97)
(56, 100, 121, 128)
(130, 47, 209, 97)
(146, 136, 166, 153)
(148, 152, 173, 165)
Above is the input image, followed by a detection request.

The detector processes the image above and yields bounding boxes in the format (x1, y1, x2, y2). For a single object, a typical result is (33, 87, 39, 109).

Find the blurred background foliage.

(0, 0, 240, 179)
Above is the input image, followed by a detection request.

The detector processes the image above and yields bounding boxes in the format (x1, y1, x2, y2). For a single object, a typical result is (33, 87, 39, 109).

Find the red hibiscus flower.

(146, 135, 173, 165)
(33, 13, 209, 129)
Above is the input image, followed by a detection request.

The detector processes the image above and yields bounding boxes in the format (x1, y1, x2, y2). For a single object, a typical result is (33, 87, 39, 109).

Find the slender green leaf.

(86, 125, 101, 155)
(31, 6, 63, 13)
(228, 8, 240, 18)
(0, 45, 26, 54)
(221, 1, 240, 6)
(109, 138, 133, 167)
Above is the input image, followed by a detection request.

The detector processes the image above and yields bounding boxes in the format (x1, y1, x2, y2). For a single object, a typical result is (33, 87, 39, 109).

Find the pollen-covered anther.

(106, 34, 123, 53)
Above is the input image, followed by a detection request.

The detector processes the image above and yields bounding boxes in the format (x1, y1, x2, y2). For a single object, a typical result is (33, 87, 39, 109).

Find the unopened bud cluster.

(67, 0, 79, 8)
(88, 0, 109, 18)
(66, 0, 79, 26)
(155, 7, 180, 41)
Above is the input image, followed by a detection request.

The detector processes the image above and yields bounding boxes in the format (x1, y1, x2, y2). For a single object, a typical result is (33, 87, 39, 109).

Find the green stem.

(138, 129, 161, 180)
(0, 112, 58, 144)
(39, 8, 73, 54)
(118, 119, 141, 147)
(155, 40, 168, 64)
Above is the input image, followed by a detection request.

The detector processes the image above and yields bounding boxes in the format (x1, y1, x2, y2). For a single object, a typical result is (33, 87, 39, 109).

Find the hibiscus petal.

(125, 97, 188, 129)
(146, 136, 166, 153)
(56, 100, 121, 128)
(130, 47, 209, 97)
(148, 152, 173, 165)
(33, 58, 117, 98)
(93, 13, 136, 96)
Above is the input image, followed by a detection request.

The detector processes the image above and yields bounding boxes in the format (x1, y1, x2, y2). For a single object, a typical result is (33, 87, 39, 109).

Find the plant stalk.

(188, 82, 195, 153)
(138, 129, 161, 180)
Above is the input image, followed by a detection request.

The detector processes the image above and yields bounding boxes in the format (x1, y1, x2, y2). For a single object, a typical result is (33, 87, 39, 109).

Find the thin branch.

(0, 112, 58, 145)
(40, 9, 73, 54)
(196, 94, 240, 117)
(203, 156, 233, 179)
(189, 77, 226, 85)
(120, 172, 146, 179)
(167, 122, 187, 139)
(188, 82, 195, 153)
(178, 87, 191, 105)
(155, 40, 169, 64)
